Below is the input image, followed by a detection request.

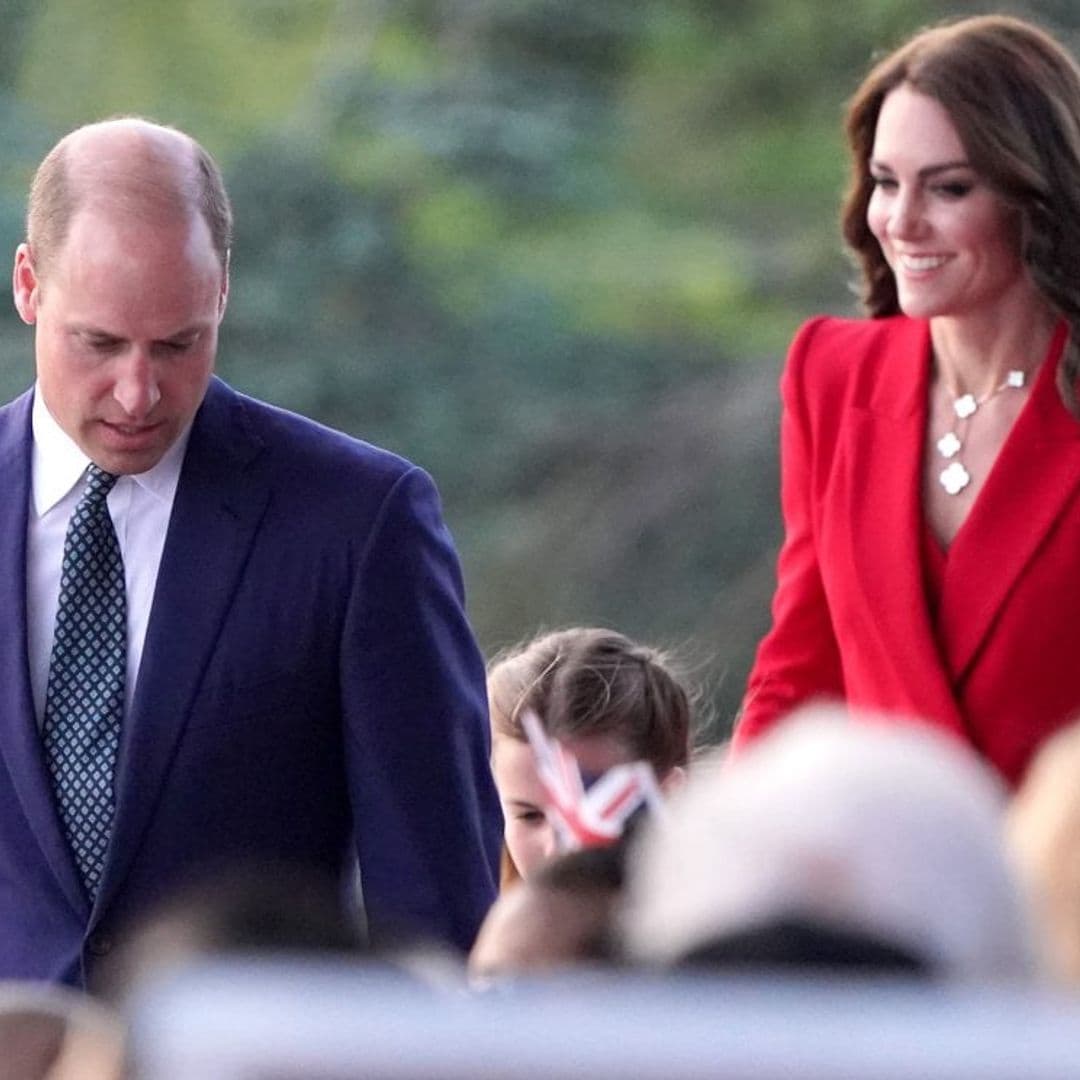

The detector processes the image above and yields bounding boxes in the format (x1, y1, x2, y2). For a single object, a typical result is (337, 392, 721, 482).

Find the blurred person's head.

(840, 14, 1080, 407)
(487, 628, 694, 885)
(1006, 719, 1080, 985)
(622, 706, 1034, 980)
(14, 117, 231, 475)
(0, 982, 123, 1080)
(100, 860, 367, 1002)
(675, 916, 930, 975)
(470, 842, 627, 980)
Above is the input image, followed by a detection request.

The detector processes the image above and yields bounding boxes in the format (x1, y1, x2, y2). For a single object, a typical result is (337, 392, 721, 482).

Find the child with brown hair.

(486, 627, 695, 888)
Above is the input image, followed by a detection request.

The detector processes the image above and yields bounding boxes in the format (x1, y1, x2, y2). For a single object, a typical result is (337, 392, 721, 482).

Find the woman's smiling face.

(866, 82, 1030, 323)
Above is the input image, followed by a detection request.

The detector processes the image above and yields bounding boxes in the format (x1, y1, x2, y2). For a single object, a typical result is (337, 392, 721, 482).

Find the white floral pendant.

(939, 461, 971, 495)
(936, 432, 962, 458)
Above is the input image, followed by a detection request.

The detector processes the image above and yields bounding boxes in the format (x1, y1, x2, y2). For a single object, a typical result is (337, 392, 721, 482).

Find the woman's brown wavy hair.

(841, 15, 1080, 413)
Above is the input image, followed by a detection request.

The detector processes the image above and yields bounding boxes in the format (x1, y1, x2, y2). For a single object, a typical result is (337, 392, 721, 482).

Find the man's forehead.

(39, 208, 225, 328)
(51, 203, 217, 274)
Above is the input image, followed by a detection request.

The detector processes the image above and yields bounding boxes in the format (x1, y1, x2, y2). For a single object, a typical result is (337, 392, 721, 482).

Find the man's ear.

(217, 251, 230, 322)
(12, 243, 40, 326)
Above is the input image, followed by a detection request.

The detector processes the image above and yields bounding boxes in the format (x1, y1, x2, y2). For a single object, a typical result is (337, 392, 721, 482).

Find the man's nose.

(112, 349, 161, 419)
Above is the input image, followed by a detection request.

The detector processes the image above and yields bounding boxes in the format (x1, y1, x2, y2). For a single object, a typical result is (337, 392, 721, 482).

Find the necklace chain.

(936, 370, 1026, 495)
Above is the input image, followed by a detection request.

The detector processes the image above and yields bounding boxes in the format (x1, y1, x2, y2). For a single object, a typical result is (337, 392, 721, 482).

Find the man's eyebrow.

(68, 324, 120, 338)
(169, 320, 214, 334)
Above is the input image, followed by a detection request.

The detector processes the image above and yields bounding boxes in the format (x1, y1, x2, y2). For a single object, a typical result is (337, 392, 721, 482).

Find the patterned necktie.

(42, 464, 126, 898)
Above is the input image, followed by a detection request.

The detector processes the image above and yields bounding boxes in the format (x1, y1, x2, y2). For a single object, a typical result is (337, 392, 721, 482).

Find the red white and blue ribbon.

(521, 709, 666, 851)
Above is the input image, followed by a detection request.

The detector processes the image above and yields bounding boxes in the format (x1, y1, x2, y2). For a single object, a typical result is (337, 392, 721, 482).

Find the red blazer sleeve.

(733, 317, 846, 749)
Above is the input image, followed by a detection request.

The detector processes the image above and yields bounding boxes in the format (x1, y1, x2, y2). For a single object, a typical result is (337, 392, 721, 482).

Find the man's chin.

(89, 424, 174, 476)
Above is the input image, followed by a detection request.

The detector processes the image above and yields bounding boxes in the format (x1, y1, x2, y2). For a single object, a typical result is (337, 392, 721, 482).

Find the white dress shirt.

(27, 389, 190, 725)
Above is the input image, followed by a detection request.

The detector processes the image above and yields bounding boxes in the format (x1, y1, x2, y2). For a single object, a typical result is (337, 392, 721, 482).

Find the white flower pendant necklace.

(936, 369, 1026, 495)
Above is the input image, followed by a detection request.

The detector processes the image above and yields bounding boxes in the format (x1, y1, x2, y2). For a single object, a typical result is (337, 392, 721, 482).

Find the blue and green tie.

(42, 464, 126, 899)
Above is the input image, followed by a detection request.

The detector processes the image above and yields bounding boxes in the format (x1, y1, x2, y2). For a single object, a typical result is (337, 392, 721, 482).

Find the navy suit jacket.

(0, 377, 502, 985)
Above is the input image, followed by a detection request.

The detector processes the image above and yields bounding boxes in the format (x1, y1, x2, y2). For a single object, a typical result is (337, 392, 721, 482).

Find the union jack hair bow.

(521, 709, 667, 852)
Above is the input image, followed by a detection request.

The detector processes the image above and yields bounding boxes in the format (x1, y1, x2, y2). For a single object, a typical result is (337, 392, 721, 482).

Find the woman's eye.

(517, 810, 546, 825)
(934, 181, 973, 198)
(870, 175, 898, 191)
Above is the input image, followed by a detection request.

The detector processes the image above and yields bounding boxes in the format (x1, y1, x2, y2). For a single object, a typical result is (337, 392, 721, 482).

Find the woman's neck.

(929, 299, 1059, 395)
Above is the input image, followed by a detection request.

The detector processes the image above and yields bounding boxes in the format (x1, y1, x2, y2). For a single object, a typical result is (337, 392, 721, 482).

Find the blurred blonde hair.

(1006, 719, 1080, 985)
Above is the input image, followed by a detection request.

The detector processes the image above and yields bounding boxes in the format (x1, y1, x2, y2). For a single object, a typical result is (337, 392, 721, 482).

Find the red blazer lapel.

(940, 323, 1080, 679)
(840, 318, 969, 735)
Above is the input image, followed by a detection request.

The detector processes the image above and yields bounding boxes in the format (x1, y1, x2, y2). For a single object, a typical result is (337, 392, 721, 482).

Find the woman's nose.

(889, 188, 925, 240)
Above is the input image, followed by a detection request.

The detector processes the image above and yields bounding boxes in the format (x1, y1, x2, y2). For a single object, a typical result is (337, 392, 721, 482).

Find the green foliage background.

(1, 0, 1076, 737)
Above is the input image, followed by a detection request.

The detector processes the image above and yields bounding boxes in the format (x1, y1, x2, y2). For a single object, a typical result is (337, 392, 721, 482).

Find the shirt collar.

(30, 386, 193, 516)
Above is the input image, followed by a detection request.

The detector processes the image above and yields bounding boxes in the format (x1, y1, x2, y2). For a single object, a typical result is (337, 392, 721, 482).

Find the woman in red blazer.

(737, 15, 1080, 787)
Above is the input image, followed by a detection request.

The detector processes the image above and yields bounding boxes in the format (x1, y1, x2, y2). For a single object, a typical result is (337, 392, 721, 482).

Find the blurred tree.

(3, 0, 1079, 734)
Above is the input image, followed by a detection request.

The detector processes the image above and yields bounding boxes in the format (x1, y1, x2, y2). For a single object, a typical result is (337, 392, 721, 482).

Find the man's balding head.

(13, 116, 230, 475)
(27, 117, 232, 280)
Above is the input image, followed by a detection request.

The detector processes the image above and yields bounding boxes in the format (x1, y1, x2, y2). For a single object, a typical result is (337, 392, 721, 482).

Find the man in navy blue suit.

(0, 117, 501, 985)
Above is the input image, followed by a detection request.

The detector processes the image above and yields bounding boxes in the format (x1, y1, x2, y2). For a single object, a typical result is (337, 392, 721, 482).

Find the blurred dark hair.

(530, 842, 630, 965)
(99, 860, 367, 1001)
(678, 916, 931, 977)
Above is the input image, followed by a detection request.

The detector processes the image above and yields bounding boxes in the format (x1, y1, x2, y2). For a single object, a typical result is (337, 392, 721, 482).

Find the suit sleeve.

(341, 465, 501, 952)
(733, 317, 846, 750)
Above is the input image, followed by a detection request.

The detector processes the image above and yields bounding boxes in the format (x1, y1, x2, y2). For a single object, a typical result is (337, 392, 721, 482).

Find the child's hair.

(487, 627, 693, 776)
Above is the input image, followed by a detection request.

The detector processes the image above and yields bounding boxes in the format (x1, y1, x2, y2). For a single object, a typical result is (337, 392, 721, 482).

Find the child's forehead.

(558, 731, 633, 776)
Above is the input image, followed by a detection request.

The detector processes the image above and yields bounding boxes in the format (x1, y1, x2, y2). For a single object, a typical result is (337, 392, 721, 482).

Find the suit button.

(87, 932, 113, 957)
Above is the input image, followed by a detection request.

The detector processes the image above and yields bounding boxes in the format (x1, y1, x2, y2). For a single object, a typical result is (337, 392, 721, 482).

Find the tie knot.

(85, 464, 120, 500)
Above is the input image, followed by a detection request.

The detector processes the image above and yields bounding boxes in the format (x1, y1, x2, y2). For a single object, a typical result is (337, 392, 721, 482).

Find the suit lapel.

(0, 390, 90, 917)
(96, 379, 271, 911)
(940, 323, 1080, 679)
(845, 319, 969, 737)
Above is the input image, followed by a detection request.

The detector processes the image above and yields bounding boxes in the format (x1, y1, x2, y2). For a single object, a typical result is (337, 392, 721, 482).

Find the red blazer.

(736, 315, 1080, 786)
